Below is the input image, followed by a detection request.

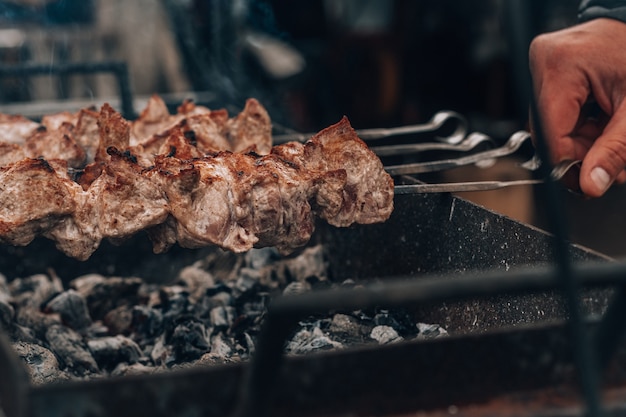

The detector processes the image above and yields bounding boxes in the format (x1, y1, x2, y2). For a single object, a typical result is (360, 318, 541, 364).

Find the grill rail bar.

(0, 331, 29, 417)
(503, 1, 604, 415)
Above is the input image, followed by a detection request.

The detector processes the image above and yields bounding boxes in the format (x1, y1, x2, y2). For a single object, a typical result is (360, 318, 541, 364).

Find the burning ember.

(1, 245, 446, 385)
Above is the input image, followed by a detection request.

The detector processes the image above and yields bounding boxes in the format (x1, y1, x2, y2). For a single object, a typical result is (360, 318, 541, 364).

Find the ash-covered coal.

(0, 245, 447, 384)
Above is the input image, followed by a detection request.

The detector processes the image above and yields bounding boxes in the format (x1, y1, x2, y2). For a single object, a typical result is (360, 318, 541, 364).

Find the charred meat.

(0, 97, 394, 260)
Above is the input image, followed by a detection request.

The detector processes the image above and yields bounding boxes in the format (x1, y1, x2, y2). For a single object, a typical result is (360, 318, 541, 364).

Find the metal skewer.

(385, 130, 531, 176)
(273, 110, 468, 144)
(369, 131, 494, 157)
(394, 159, 581, 194)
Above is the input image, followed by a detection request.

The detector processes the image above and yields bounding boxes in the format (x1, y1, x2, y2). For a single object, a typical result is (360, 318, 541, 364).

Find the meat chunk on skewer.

(0, 97, 394, 260)
(302, 117, 395, 226)
(0, 158, 78, 247)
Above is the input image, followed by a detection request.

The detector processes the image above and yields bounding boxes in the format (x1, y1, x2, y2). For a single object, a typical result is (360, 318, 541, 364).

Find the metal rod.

(273, 110, 468, 144)
(394, 178, 543, 194)
(504, 1, 603, 415)
(384, 130, 531, 176)
(393, 159, 580, 194)
(594, 286, 626, 371)
(0, 62, 136, 119)
(0, 331, 29, 417)
(369, 131, 494, 157)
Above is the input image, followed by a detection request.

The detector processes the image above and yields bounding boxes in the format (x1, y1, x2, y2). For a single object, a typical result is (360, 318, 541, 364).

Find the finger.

(529, 36, 593, 162)
(532, 77, 590, 164)
(579, 104, 626, 196)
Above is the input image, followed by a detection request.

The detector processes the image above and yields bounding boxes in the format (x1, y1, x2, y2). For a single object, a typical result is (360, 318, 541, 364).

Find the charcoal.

(88, 335, 142, 370)
(9, 273, 63, 309)
(195, 351, 239, 366)
(45, 324, 99, 375)
(244, 247, 280, 269)
(0, 274, 13, 328)
(10, 323, 38, 344)
(282, 281, 310, 296)
(370, 325, 403, 344)
(71, 275, 142, 320)
(416, 322, 449, 340)
(240, 332, 255, 355)
(169, 317, 210, 363)
(0, 295, 14, 330)
(103, 304, 134, 335)
(235, 268, 261, 293)
(207, 287, 234, 308)
(150, 334, 171, 365)
(209, 305, 236, 329)
(85, 322, 110, 339)
(286, 326, 343, 354)
(201, 249, 244, 282)
(70, 274, 105, 295)
(16, 307, 62, 341)
(137, 282, 162, 307)
(194, 289, 231, 319)
(236, 291, 269, 318)
(328, 314, 364, 339)
(210, 333, 233, 359)
(177, 265, 215, 303)
(231, 293, 267, 335)
(373, 309, 416, 337)
(195, 291, 232, 326)
(12, 341, 71, 385)
(0, 273, 9, 293)
(160, 285, 190, 316)
(110, 362, 155, 377)
(205, 282, 232, 297)
(131, 305, 164, 339)
(44, 290, 92, 331)
(283, 245, 328, 282)
(5, 241, 445, 384)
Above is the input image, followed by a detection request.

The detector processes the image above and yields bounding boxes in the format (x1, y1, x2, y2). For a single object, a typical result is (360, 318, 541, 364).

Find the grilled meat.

(0, 97, 393, 260)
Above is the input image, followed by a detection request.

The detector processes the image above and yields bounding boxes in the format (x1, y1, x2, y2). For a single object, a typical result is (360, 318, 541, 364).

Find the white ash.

(415, 322, 449, 340)
(286, 326, 344, 354)
(370, 325, 403, 344)
(329, 313, 360, 333)
(12, 341, 71, 385)
(3, 245, 447, 384)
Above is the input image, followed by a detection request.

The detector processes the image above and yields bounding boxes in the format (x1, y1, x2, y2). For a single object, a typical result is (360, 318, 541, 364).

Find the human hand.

(529, 18, 626, 197)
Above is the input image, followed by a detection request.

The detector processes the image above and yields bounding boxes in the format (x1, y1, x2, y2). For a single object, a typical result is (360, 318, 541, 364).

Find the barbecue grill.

(0, 96, 622, 417)
(0, 69, 623, 417)
(0, 188, 621, 417)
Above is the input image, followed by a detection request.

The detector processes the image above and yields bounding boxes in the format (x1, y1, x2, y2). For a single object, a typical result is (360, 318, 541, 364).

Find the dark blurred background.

(0, 0, 578, 133)
(1, 0, 626, 259)
(164, 0, 578, 136)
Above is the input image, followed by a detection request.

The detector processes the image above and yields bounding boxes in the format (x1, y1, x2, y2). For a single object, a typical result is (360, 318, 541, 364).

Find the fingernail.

(590, 167, 611, 194)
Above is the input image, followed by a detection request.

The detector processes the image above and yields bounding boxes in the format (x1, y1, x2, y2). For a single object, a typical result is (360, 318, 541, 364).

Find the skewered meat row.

(0, 97, 394, 260)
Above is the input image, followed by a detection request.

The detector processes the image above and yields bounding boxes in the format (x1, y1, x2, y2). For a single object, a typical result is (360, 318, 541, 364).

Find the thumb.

(579, 106, 626, 197)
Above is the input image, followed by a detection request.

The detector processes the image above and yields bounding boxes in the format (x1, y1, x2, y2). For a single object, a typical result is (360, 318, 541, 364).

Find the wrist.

(579, 0, 626, 25)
